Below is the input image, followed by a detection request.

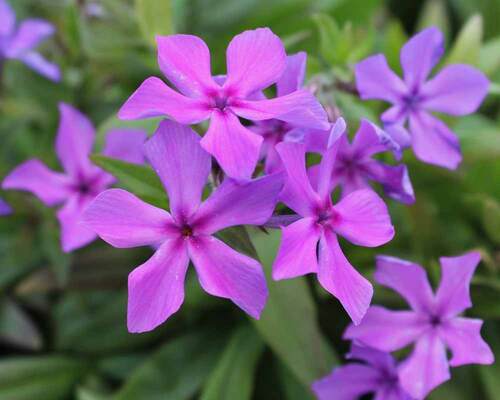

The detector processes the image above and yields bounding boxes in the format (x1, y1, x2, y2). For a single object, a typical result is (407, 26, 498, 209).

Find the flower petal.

(18, 51, 60, 81)
(355, 54, 406, 103)
(200, 110, 262, 180)
(440, 317, 494, 366)
(118, 77, 210, 124)
(2, 159, 70, 206)
(347, 344, 396, 371)
(400, 27, 444, 88)
(344, 305, 427, 351)
(156, 34, 217, 97)
(364, 161, 415, 204)
(0, 0, 15, 37)
(384, 123, 412, 150)
(224, 27, 286, 96)
(275, 142, 322, 217)
(188, 236, 268, 318)
(272, 217, 320, 280)
(277, 52, 306, 96)
(57, 195, 97, 252)
(375, 255, 434, 312)
(409, 111, 461, 170)
(102, 128, 147, 164)
(421, 64, 489, 115)
(56, 103, 96, 178)
(145, 120, 211, 220)
(193, 174, 283, 234)
(232, 89, 329, 130)
(435, 251, 481, 317)
(398, 333, 450, 400)
(333, 189, 394, 247)
(127, 238, 189, 333)
(318, 230, 373, 324)
(4, 19, 54, 57)
(351, 119, 401, 159)
(312, 364, 380, 400)
(0, 197, 11, 216)
(82, 189, 176, 248)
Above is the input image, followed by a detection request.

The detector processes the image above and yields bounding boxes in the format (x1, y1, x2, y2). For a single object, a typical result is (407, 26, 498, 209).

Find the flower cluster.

(1, 4, 494, 398)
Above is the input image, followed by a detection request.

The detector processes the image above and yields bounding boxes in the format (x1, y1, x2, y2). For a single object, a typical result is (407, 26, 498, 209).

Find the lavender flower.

(0, 196, 11, 215)
(2, 103, 146, 252)
(309, 119, 415, 204)
(118, 28, 329, 180)
(355, 27, 489, 169)
(272, 119, 394, 324)
(0, 0, 60, 81)
(83, 120, 284, 333)
(344, 252, 494, 399)
(312, 344, 413, 400)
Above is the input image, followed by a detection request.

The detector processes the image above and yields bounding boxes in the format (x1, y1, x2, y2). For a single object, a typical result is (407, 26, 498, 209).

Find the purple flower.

(0, 0, 60, 81)
(0, 196, 11, 215)
(272, 119, 395, 324)
(312, 344, 413, 400)
(344, 252, 494, 399)
(82, 120, 284, 333)
(355, 27, 489, 169)
(118, 28, 329, 180)
(2, 103, 147, 252)
(309, 119, 415, 204)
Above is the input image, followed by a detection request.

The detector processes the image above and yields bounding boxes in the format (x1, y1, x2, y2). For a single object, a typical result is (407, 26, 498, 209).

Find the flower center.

(402, 92, 422, 112)
(429, 314, 442, 327)
(180, 224, 193, 238)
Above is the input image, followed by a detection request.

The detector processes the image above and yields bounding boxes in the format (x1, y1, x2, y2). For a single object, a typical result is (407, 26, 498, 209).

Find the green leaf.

(445, 14, 483, 66)
(200, 325, 264, 400)
(479, 36, 500, 76)
(135, 0, 174, 46)
(0, 298, 42, 350)
(417, 0, 450, 39)
(90, 154, 166, 208)
(312, 13, 340, 65)
(277, 361, 315, 400)
(114, 328, 227, 400)
(0, 356, 86, 400)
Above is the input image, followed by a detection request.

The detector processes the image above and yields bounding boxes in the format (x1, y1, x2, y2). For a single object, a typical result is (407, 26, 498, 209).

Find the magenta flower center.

(316, 207, 340, 228)
(180, 224, 194, 238)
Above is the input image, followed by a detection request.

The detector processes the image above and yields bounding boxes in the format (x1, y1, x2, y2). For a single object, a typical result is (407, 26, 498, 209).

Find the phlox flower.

(0, 0, 60, 81)
(344, 252, 494, 399)
(355, 27, 489, 169)
(119, 27, 329, 180)
(83, 120, 284, 333)
(0, 197, 11, 215)
(2, 103, 146, 252)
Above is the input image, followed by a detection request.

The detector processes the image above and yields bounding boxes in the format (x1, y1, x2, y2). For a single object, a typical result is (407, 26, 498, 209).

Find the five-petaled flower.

(344, 252, 494, 399)
(118, 28, 329, 180)
(272, 118, 395, 324)
(0, 0, 60, 81)
(355, 27, 489, 170)
(83, 120, 284, 333)
(2, 103, 146, 252)
(312, 344, 414, 400)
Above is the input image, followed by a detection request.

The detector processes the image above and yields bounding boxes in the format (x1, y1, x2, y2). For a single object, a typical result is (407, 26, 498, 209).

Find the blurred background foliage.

(0, 0, 499, 399)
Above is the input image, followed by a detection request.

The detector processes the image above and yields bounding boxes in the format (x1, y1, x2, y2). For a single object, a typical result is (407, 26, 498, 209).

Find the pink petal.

(56, 103, 96, 178)
(440, 317, 494, 366)
(276, 52, 306, 97)
(156, 34, 217, 97)
(272, 217, 320, 280)
(381, 105, 406, 125)
(224, 27, 286, 96)
(102, 129, 147, 164)
(145, 120, 211, 221)
(118, 77, 211, 124)
(127, 238, 189, 333)
(82, 189, 176, 248)
(421, 64, 489, 115)
(188, 235, 268, 318)
(398, 333, 450, 399)
(333, 189, 394, 247)
(351, 119, 400, 159)
(232, 89, 329, 130)
(318, 230, 373, 324)
(355, 54, 406, 103)
(383, 124, 412, 152)
(0, 197, 11, 216)
(4, 19, 54, 57)
(2, 159, 70, 206)
(435, 251, 481, 317)
(18, 51, 60, 82)
(375, 255, 434, 312)
(347, 344, 396, 371)
(409, 111, 461, 170)
(364, 161, 415, 204)
(57, 195, 97, 252)
(200, 110, 262, 180)
(0, 0, 15, 37)
(344, 305, 427, 351)
(400, 27, 444, 88)
(192, 174, 283, 235)
(275, 142, 322, 217)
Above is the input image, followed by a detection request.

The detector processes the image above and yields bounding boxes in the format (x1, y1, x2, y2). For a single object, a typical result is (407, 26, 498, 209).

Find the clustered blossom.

(3, 103, 146, 251)
(356, 27, 489, 169)
(0, 0, 60, 81)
